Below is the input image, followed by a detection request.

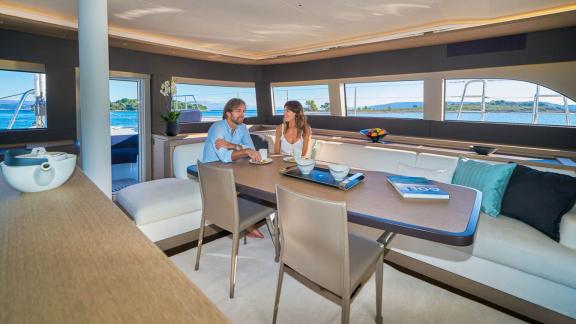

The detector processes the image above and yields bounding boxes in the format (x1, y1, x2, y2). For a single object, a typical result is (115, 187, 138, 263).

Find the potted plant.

(161, 111, 181, 136)
(160, 79, 180, 136)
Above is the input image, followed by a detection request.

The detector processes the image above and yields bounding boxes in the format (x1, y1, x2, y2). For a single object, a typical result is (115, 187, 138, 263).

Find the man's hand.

(215, 138, 236, 150)
(245, 149, 262, 161)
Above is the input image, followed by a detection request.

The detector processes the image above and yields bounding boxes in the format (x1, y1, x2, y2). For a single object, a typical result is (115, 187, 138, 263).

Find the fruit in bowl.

(360, 128, 387, 143)
(295, 158, 315, 175)
(329, 164, 350, 181)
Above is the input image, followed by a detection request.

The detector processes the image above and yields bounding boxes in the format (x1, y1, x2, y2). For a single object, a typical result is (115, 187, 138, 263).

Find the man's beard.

(231, 117, 243, 125)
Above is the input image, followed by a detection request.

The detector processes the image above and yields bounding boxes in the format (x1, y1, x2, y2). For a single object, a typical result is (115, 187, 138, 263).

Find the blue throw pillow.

(451, 158, 516, 216)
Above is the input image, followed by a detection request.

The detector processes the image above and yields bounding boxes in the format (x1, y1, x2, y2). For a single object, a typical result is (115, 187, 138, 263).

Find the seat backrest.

(173, 143, 205, 179)
(250, 133, 270, 151)
(197, 162, 239, 232)
(276, 184, 350, 296)
(313, 140, 417, 173)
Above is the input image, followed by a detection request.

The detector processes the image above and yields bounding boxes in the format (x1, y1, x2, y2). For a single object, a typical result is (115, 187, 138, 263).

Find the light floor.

(170, 227, 524, 324)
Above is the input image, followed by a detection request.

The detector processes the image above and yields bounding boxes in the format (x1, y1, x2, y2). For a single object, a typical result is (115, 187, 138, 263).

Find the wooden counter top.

(0, 168, 229, 323)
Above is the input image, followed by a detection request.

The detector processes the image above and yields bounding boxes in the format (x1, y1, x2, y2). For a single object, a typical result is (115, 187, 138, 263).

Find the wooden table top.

(0, 168, 229, 323)
(190, 156, 481, 246)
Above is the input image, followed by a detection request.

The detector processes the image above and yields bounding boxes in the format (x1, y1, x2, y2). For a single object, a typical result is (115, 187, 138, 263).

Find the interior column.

(77, 0, 112, 197)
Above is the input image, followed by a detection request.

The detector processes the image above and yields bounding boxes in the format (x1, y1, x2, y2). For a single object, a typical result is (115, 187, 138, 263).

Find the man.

(202, 98, 264, 238)
(202, 98, 261, 163)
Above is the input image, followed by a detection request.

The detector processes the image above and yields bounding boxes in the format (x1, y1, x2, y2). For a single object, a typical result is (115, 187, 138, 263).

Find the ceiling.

(1, 0, 576, 64)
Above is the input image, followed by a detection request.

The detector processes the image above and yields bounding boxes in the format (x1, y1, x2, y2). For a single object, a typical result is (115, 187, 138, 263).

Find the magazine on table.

(386, 175, 450, 200)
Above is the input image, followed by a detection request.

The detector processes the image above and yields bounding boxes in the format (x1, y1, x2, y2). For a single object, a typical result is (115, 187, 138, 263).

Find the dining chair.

(195, 162, 279, 298)
(273, 184, 385, 324)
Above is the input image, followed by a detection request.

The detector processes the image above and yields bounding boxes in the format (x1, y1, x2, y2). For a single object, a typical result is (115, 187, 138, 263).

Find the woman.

(274, 100, 312, 158)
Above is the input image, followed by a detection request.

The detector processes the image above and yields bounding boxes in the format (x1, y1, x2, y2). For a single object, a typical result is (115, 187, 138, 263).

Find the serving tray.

(279, 165, 365, 191)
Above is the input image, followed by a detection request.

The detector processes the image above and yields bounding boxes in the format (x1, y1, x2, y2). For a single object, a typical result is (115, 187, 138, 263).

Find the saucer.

(283, 156, 296, 163)
(249, 158, 273, 165)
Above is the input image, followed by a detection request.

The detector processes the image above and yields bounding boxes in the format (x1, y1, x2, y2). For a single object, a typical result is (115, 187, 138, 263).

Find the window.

(0, 69, 47, 130)
(272, 84, 330, 115)
(345, 81, 423, 119)
(445, 79, 576, 126)
(174, 83, 257, 122)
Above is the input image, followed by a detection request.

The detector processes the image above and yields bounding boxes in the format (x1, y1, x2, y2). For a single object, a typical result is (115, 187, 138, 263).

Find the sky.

(0, 70, 36, 100)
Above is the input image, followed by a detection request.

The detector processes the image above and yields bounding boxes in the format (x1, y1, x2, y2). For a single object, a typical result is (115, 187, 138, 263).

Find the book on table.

(386, 175, 450, 200)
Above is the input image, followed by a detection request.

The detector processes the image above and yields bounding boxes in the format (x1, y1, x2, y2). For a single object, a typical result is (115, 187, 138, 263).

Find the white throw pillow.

(396, 163, 452, 183)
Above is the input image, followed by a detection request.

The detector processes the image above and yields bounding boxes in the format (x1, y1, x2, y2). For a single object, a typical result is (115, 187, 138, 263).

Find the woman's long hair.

(284, 100, 308, 138)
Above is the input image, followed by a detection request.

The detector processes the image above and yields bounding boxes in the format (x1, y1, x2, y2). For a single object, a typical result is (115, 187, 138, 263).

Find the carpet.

(170, 227, 523, 324)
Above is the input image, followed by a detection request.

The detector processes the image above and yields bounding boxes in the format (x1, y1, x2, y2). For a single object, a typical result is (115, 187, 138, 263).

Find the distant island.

(108, 98, 208, 111)
(347, 100, 576, 113)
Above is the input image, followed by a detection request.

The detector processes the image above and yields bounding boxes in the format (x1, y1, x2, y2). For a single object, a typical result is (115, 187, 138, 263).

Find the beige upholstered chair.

(273, 184, 385, 324)
(195, 162, 278, 298)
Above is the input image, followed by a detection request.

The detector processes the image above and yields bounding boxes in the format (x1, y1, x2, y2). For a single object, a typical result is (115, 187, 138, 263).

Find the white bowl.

(295, 158, 315, 175)
(329, 164, 350, 181)
(0, 154, 76, 192)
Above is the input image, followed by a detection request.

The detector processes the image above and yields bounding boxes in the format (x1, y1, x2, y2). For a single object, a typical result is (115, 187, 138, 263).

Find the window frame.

(173, 77, 257, 122)
(0, 59, 47, 132)
(342, 79, 425, 119)
(270, 80, 333, 116)
(443, 77, 576, 126)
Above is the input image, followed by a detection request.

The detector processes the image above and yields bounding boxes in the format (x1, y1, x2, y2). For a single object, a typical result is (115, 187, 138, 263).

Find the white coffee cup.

(259, 148, 268, 161)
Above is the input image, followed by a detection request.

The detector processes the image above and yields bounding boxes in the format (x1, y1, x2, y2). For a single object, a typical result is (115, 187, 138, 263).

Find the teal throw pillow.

(451, 158, 516, 217)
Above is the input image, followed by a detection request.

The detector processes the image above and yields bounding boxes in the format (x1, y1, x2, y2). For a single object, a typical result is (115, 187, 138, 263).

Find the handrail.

(456, 80, 486, 121)
(7, 89, 35, 130)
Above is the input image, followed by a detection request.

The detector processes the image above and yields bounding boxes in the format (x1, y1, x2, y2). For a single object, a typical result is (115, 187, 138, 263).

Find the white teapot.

(1, 147, 77, 192)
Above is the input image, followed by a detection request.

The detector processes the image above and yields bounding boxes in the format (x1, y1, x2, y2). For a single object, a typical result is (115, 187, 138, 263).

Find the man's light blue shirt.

(202, 119, 255, 163)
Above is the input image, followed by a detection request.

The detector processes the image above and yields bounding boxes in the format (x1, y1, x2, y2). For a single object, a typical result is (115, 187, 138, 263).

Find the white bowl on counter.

(295, 158, 315, 175)
(329, 164, 350, 181)
(0, 147, 77, 193)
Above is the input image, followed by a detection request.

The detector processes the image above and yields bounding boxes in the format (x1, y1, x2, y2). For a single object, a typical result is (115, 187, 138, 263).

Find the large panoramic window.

(445, 79, 576, 126)
(0, 69, 47, 130)
(272, 84, 330, 115)
(345, 80, 424, 119)
(174, 83, 257, 122)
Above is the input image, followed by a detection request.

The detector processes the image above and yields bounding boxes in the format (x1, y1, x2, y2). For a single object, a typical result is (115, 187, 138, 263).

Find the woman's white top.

(280, 123, 304, 156)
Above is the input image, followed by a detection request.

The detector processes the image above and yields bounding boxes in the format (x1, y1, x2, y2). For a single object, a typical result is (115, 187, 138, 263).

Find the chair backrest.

(276, 184, 350, 297)
(197, 162, 239, 232)
(173, 143, 205, 179)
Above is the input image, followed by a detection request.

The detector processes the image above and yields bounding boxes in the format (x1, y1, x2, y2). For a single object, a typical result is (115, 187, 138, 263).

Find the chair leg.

(272, 262, 285, 324)
(375, 251, 384, 324)
(341, 295, 351, 324)
(265, 216, 280, 262)
(194, 217, 206, 271)
(230, 232, 240, 299)
(243, 231, 247, 245)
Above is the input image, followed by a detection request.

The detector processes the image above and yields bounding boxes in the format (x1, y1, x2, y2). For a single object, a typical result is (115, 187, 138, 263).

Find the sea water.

(1, 109, 574, 130)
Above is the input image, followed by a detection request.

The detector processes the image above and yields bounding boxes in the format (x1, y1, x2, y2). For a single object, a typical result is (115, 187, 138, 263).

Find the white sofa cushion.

(396, 163, 452, 183)
(389, 235, 576, 319)
(560, 212, 576, 250)
(137, 210, 203, 242)
(472, 213, 576, 289)
(117, 178, 202, 226)
(173, 143, 205, 179)
(416, 153, 459, 178)
(313, 140, 417, 173)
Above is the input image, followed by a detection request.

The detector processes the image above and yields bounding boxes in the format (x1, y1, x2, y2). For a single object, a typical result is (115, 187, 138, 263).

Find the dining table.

(188, 156, 482, 247)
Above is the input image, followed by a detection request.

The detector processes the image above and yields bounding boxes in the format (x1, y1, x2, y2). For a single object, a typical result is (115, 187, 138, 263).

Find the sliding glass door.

(109, 74, 150, 192)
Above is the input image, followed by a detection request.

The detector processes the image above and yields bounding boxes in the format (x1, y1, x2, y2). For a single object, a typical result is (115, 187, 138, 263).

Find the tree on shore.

(305, 99, 318, 111)
(110, 98, 139, 111)
(173, 101, 208, 111)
